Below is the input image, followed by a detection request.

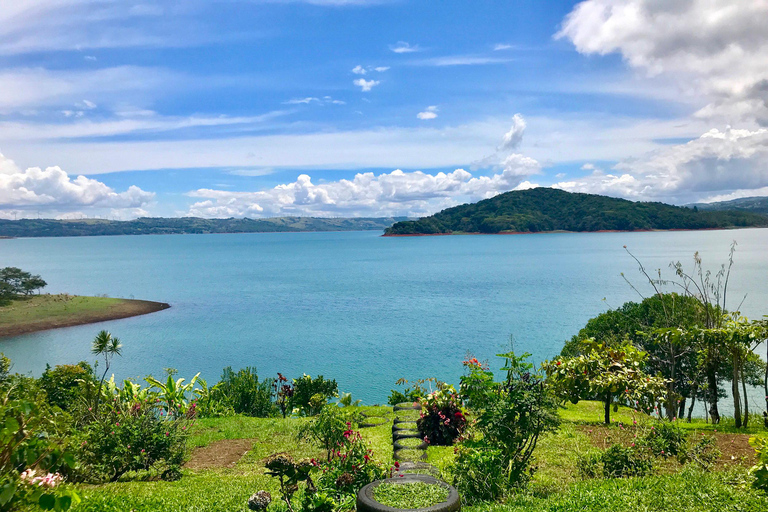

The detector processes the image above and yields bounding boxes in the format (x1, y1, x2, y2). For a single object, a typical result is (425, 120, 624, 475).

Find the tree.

(545, 340, 667, 424)
(91, 330, 122, 416)
(0, 267, 47, 297)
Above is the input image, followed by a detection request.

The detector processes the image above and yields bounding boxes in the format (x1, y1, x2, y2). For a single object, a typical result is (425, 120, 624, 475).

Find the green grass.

(373, 482, 449, 509)
(74, 402, 768, 512)
(0, 295, 124, 324)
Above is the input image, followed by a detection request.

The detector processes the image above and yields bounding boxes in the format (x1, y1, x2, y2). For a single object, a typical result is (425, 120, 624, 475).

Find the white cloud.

(374, 66, 390, 72)
(493, 43, 513, 51)
(417, 106, 438, 120)
(80, 99, 97, 109)
(186, 159, 541, 218)
(413, 55, 513, 67)
(390, 41, 419, 54)
(351, 65, 367, 75)
(557, 0, 768, 125)
(283, 97, 320, 104)
(499, 114, 526, 151)
(0, 152, 154, 214)
(553, 127, 768, 202)
(353, 78, 379, 92)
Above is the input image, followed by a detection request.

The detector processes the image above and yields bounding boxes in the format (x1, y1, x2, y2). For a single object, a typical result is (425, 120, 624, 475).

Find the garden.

(2, 250, 768, 511)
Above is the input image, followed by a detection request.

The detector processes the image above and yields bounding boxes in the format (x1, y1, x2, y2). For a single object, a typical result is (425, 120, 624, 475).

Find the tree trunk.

(687, 392, 696, 423)
(604, 392, 611, 425)
(707, 364, 720, 424)
(741, 367, 749, 428)
(732, 349, 742, 429)
(677, 398, 685, 420)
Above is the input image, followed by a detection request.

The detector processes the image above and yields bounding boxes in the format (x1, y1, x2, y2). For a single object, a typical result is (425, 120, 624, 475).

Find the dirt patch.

(185, 439, 256, 470)
(577, 425, 757, 467)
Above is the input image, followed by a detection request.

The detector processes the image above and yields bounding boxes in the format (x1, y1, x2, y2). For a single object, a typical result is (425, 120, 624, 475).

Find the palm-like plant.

(91, 330, 122, 415)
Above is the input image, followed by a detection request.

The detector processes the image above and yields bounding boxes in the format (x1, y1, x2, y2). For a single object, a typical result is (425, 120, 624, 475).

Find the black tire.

(393, 431, 422, 442)
(393, 418, 418, 427)
(356, 476, 461, 512)
(394, 402, 421, 411)
(359, 417, 389, 428)
(393, 439, 428, 451)
(391, 462, 440, 478)
(394, 448, 428, 462)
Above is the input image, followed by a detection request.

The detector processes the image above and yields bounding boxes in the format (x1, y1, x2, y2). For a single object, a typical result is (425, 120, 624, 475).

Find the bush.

(297, 405, 361, 461)
(39, 362, 96, 411)
(749, 436, 768, 492)
(215, 367, 275, 417)
(73, 381, 190, 482)
(639, 421, 687, 457)
(0, 374, 79, 511)
(451, 446, 508, 504)
(290, 375, 338, 416)
(601, 444, 653, 478)
(678, 435, 721, 470)
(417, 384, 466, 446)
(576, 450, 604, 480)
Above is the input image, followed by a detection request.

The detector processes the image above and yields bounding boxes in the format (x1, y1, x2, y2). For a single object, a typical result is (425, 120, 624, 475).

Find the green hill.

(0, 216, 407, 238)
(384, 188, 768, 235)
(690, 196, 768, 216)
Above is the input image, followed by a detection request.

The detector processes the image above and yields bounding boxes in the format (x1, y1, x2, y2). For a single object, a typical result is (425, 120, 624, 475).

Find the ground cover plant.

(372, 482, 449, 509)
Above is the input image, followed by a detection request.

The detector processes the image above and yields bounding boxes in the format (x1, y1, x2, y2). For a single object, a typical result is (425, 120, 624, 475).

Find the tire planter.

(393, 419, 418, 429)
(357, 475, 460, 512)
(394, 448, 428, 462)
(393, 438, 428, 451)
(391, 462, 440, 478)
(394, 410, 421, 422)
(359, 416, 390, 428)
(393, 402, 421, 411)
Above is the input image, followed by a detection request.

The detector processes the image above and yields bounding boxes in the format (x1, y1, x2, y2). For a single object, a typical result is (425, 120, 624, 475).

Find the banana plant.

(145, 373, 200, 417)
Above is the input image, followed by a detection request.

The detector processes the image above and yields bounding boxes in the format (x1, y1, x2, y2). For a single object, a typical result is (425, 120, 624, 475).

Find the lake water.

(1, 228, 767, 409)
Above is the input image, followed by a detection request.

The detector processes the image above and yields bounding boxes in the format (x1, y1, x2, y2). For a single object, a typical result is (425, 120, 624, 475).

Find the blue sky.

(1, 0, 768, 219)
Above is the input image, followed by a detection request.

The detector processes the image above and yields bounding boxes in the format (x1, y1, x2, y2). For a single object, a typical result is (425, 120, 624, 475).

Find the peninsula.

(0, 294, 169, 338)
(384, 188, 768, 236)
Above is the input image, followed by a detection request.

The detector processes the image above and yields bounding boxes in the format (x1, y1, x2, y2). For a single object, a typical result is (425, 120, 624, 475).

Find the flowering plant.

(417, 384, 467, 446)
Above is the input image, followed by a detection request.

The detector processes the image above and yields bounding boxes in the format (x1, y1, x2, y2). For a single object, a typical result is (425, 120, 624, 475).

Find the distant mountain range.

(689, 196, 768, 216)
(384, 188, 768, 236)
(0, 216, 407, 238)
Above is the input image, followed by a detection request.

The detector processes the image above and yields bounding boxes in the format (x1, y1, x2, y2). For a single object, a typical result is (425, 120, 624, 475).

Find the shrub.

(0, 376, 79, 511)
(215, 367, 275, 417)
(678, 435, 721, 470)
(297, 405, 360, 461)
(749, 436, 768, 492)
(451, 446, 508, 504)
(576, 450, 604, 480)
(387, 378, 434, 406)
(73, 381, 190, 482)
(417, 384, 466, 446)
(639, 421, 687, 457)
(290, 375, 337, 416)
(39, 362, 96, 411)
(601, 444, 653, 478)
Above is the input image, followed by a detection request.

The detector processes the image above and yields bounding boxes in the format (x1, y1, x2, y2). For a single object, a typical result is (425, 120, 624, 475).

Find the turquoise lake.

(1, 228, 767, 406)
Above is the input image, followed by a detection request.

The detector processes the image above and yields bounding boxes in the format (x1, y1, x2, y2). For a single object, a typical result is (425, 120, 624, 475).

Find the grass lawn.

(0, 294, 167, 337)
(75, 402, 768, 512)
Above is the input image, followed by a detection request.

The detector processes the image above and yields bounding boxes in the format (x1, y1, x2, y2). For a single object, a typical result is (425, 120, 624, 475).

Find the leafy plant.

(274, 373, 293, 418)
(0, 381, 79, 512)
(749, 436, 768, 492)
(373, 482, 448, 509)
(544, 340, 668, 424)
(73, 379, 190, 482)
(290, 375, 337, 416)
(264, 453, 314, 512)
(297, 405, 357, 461)
(601, 444, 653, 478)
(91, 330, 122, 417)
(638, 421, 687, 457)
(145, 371, 200, 418)
(576, 450, 604, 480)
(451, 446, 508, 504)
(678, 435, 721, 470)
(215, 367, 275, 417)
(39, 362, 96, 411)
(417, 383, 466, 446)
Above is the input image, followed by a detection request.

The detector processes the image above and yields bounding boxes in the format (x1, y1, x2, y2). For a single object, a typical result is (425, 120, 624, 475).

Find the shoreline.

(0, 296, 170, 338)
(381, 226, 757, 237)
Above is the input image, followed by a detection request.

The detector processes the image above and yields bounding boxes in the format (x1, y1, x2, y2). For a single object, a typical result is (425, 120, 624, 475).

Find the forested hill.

(0, 216, 406, 238)
(383, 188, 768, 235)
(691, 196, 768, 216)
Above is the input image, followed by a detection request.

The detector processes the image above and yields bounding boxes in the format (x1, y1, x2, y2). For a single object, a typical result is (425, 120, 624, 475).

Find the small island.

(384, 187, 768, 236)
(0, 267, 168, 337)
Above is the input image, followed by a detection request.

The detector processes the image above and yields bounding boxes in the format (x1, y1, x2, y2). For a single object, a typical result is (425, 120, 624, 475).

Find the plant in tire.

(417, 384, 467, 446)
